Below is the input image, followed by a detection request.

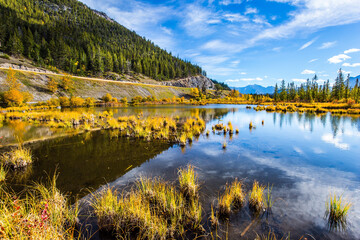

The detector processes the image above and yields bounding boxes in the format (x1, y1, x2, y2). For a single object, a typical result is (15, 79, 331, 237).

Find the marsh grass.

(222, 142, 227, 149)
(325, 193, 351, 231)
(0, 175, 78, 239)
(264, 184, 274, 212)
(249, 181, 265, 212)
(0, 165, 6, 181)
(218, 179, 245, 218)
(178, 165, 199, 199)
(92, 165, 204, 239)
(1, 144, 32, 168)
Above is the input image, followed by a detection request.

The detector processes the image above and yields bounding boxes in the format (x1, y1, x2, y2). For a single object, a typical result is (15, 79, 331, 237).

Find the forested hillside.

(0, 0, 205, 80)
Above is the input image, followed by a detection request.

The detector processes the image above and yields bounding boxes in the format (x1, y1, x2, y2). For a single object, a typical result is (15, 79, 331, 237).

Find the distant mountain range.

(233, 75, 360, 95)
(233, 84, 275, 95)
(349, 75, 360, 88)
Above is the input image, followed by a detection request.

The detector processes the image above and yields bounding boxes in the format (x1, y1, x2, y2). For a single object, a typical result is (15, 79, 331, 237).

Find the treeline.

(0, 0, 204, 80)
(273, 69, 360, 103)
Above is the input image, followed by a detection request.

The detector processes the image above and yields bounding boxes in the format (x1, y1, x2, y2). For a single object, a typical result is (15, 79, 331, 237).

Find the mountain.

(349, 75, 360, 88)
(0, 0, 204, 81)
(234, 84, 274, 95)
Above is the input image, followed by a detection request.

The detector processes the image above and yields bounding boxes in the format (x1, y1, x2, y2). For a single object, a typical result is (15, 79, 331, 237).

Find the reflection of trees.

(303, 113, 315, 132)
(18, 131, 174, 199)
(330, 115, 341, 137)
(320, 114, 327, 128)
(279, 113, 285, 129)
(350, 116, 360, 132)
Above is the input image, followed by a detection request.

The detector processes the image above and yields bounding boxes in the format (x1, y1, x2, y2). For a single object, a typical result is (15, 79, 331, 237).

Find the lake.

(3, 105, 360, 239)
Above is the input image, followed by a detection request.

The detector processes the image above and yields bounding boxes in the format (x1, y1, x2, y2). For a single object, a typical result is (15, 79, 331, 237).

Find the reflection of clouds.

(313, 147, 325, 154)
(293, 146, 304, 155)
(241, 150, 360, 237)
(321, 133, 349, 150)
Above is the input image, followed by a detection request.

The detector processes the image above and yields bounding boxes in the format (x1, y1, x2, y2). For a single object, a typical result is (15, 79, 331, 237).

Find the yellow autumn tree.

(61, 74, 73, 91)
(47, 77, 58, 93)
(3, 68, 32, 106)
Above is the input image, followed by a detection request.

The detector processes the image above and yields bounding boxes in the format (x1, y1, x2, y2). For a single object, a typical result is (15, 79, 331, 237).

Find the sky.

(79, 0, 360, 87)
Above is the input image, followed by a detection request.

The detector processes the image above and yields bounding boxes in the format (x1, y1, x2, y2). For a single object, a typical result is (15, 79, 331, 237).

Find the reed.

(325, 193, 351, 229)
(178, 165, 199, 199)
(93, 169, 204, 239)
(249, 121, 253, 130)
(222, 142, 227, 149)
(249, 181, 265, 212)
(0, 165, 6, 181)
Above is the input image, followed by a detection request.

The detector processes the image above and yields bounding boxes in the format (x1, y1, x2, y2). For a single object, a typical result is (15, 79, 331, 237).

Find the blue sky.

(80, 0, 360, 87)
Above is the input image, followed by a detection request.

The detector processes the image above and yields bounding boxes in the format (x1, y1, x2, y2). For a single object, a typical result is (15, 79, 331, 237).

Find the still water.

(4, 105, 360, 239)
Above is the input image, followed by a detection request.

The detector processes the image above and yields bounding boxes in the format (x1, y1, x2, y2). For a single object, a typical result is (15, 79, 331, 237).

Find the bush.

(47, 78, 58, 93)
(59, 96, 70, 107)
(70, 97, 85, 107)
(102, 93, 112, 103)
(3, 89, 24, 107)
(85, 97, 96, 107)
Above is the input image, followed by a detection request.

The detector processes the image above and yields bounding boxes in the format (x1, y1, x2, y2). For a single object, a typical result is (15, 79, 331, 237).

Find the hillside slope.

(0, 67, 195, 102)
(0, 0, 204, 80)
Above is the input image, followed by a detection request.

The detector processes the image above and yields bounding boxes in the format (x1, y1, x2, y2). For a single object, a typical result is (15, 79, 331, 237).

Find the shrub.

(70, 96, 85, 107)
(85, 97, 96, 107)
(47, 78, 58, 93)
(102, 93, 113, 103)
(59, 96, 70, 107)
(3, 89, 24, 107)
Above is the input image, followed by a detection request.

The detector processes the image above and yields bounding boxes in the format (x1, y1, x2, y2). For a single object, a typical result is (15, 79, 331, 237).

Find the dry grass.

(1, 145, 32, 168)
(0, 165, 6, 182)
(249, 181, 265, 212)
(92, 165, 204, 239)
(0, 175, 78, 239)
(178, 165, 199, 199)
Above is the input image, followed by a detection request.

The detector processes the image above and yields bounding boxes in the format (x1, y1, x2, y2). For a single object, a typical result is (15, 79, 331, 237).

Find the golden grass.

(325, 193, 351, 230)
(178, 165, 199, 199)
(0, 176, 78, 239)
(249, 181, 265, 212)
(218, 179, 245, 218)
(0, 165, 6, 182)
(92, 165, 204, 239)
(1, 145, 32, 168)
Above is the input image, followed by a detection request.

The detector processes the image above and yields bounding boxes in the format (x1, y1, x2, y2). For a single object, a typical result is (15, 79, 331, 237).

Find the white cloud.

(292, 78, 307, 83)
(244, 7, 258, 15)
(301, 69, 316, 74)
(182, 4, 218, 38)
(250, 0, 360, 49)
(219, 0, 242, 5)
(342, 62, 360, 67)
(328, 54, 351, 64)
(201, 39, 244, 52)
(319, 41, 336, 49)
(225, 77, 263, 82)
(344, 48, 360, 54)
(240, 72, 247, 75)
(309, 58, 318, 63)
(223, 13, 249, 22)
(252, 15, 271, 26)
(299, 38, 317, 50)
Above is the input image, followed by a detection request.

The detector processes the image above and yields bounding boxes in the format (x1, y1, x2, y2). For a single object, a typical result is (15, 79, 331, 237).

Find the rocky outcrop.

(161, 75, 215, 90)
(0, 63, 56, 75)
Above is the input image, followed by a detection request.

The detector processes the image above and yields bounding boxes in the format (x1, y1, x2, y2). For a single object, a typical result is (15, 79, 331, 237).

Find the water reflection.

(1, 105, 360, 239)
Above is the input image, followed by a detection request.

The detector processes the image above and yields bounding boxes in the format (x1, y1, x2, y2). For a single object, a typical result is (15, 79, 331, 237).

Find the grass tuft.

(325, 193, 351, 230)
(249, 181, 265, 212)
(178, 165, 199, 199)
(1, 145, 32, 168)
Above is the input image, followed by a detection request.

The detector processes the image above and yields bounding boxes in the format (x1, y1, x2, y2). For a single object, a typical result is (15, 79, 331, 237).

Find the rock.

(161, 75, 215, 90)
